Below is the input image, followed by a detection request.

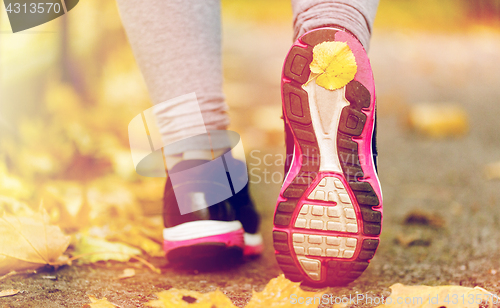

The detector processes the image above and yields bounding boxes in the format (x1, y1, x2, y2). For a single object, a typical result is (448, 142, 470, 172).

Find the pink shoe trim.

(163, 228, 244, 255)
(243, 244, 264, 256)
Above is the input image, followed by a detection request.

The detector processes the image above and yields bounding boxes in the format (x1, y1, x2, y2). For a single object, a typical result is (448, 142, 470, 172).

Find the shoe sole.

(273, 28, 383, 287)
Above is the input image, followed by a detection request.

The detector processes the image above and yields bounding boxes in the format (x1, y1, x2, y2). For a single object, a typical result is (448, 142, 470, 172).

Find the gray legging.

(116, 0, 379, 155)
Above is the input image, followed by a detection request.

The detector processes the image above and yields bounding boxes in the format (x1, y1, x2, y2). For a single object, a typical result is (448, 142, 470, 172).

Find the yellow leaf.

(72, 234, 141, 263)
(115, 268, 135, 280)
(106, 225, 163, 257)
(0, 289, 20, 298)
(375, 283, 498, 308)
(0, 212, 70, 275)
(407, 103, 469, 138)
(83, 295, 117, 308)
(246, 275, 325, 308)
(309, 41, 357, 90)
(485, 161, 500, 180)
(0, 164, 32, 200)
(42, 181, 90, 232)
(145, 289, 237, 308)
(145, 275, 328, 308)
(0, 195, 35, 217)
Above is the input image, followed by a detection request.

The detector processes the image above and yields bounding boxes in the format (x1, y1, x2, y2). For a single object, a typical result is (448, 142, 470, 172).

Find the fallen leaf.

(403, 210, 445, 228)
(375, 283, 497, 308)
(83, 295, 117, 308)
(106, 225, 163, 257)
(407, 103, 469, 138)
(246, 275, 325, 308)
(115, 268, 135, 280)
(0, 212, 70, 275)
(0, 166, 33, 200)
(484, 161, 500, 180)
(0, 195, 35, 217)
(0, 289, 20, 298)
(72, 234, 141, 263)
(145, 275, 329, 308)
(145, 288, 237, 308)
(395, 232, 431, 247)
(309, 41, 357, 90)
(42, 181, 90, 232)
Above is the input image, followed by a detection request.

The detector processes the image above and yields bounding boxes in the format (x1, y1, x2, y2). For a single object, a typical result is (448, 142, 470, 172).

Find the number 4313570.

(5, 2, 62, 14)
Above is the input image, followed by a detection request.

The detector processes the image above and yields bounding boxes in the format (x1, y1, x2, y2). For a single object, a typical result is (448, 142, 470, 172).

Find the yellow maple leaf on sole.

(308, 41, 357, 91)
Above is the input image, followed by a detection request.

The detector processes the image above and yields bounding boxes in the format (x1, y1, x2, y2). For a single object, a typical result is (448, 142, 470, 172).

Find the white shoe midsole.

(303, 81, 349, 173)
(163, 220, 243, 242)
(244, 232, 263, 247)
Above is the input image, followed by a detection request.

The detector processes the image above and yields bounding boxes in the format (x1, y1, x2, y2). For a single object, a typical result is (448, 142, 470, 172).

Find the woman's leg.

(292, 0, 379, 49)
(116, 0, 229, 157)
(116, 0, 262, 262)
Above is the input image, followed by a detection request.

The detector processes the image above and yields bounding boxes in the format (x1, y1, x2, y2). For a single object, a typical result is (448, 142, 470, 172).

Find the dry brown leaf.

(0, 212, 70, 275)
(0, 289, 20, 298)
(375, 283, 497, 308)
(83, 295, 117, 308)
(403, 210, 446, 228)
(395, 232, 431, 247)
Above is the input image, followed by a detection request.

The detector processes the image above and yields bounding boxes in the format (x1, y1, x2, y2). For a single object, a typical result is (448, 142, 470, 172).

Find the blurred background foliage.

(0, 0, 499, 254)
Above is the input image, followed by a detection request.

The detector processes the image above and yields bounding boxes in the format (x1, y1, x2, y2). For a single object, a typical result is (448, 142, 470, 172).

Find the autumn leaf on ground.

(145, 289, 237, 308)
(72, 234, 141, 263)
(0, 212, 70, 275)
(106, 225, 164, 257)
(407, 103, 469, 138)
(375, 283, 498, 308)
(308, 41, 357, 90)
(0, 161, 33, 200)
(0, 195, 35, 217)
(82, 295, 117, 308)
(115, 268, 135, 280)
(145, 275, 327, 308)
(0, 289, 20, 298)
(246, 275, 325, 308)
(485, 161, 500, 180)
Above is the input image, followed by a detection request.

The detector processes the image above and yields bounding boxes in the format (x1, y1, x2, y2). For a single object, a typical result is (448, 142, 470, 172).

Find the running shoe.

(273, 27, 382, 286)
(163, 156, 263, 263)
